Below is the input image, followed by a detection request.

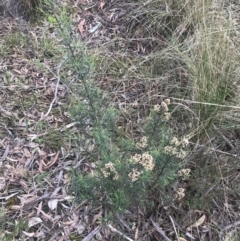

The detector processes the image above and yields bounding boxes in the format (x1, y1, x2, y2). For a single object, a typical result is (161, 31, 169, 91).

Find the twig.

(108, 224, 134, 241)
(116, 214, 132, 232)
(150, 218, 172, 241)
(40, 59, 66, 120)
(82, 226, 101, 241)
(169, 215, 179, 241)
(167, 213, 195, 240)
(222, 220, 240, 231)
(219, 220, 240, 240)
(213, 124, 234, 149)
(0, 144, 10, 167)
(135, 208, 140, 241)
(154, 94, 240, 110)
(143, 0, 154, 7)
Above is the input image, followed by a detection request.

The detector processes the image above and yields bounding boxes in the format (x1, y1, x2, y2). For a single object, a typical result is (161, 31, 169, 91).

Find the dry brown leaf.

(28, 217, 42, 227)
(187, 214, 206, 231)
(34, 231, 45, 238)
(78, 19, 85, 34)
(35, 207, 53, 222)
(9, 205, 21, 210)
(178, 237, 187, 241)
(23, 231, 35, 237)
(43, 151, 60, 170)
(76, 223, 86, 234)
(92, 209, 102, 224)
(99, 1, 105, 9)
(51, 186, 61, 197)
(36, 201, 43, 216)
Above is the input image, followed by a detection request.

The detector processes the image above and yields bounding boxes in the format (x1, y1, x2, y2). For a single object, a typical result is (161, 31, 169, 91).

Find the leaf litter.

(1, 0, 240, 240)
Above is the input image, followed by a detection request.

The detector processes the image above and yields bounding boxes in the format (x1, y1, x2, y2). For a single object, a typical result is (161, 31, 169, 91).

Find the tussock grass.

(97, 0, 240, 139)
(82, 0, 240, 237)
(0, 0, 49, 21)
(1, 0, 240, 239)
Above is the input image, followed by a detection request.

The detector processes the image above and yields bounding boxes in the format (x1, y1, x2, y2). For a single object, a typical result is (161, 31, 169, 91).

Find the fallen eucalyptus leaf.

(187, 214, 206, 231)
(48, 199, 58, 210)
(89, 22, 101, 33)
(28, 217, 42, 227)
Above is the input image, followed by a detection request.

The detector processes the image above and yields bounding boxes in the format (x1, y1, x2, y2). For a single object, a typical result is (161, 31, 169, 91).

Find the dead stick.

(151, 218, 172, 241)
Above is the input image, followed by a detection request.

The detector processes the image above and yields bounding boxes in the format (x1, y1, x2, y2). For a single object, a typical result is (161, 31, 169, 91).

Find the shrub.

(68, 65, 186, 212)
(0, 0, 42, 20)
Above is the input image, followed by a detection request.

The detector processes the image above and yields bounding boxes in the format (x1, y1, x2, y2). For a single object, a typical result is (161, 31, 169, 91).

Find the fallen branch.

(150, 218, 172, 241)
(82, 226, 101, 241)
(108, 224, 134, 241)
(40, 59, 66, 120)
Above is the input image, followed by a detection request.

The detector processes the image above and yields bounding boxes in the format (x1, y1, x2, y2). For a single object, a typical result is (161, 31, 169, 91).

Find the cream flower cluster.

(136, 136, 148, 149)
(178, 168, 191, 180)
(171, 137, 189, 148)
(175, 188, 185, 201)
(131, 153, 155, 171)
(101, 162, 119, 180)
(128, 168, 143, 182)
(128, 152, 155, 182)
(164, 136, 189, 159)
(153, 99, 171, 120)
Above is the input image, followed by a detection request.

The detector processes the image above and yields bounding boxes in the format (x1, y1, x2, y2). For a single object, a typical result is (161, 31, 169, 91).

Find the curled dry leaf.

(76, 223, 86, 234)
(89, 22, 102, 33)
(48, 199, 58, 210)
(28, 217, 42, 227)
(178, 237, 187, 241)
(78, 19, 85, 34)
(187, 214, 206, 231)
(23, 231, 35, 237)
(99, 1, 105, 9)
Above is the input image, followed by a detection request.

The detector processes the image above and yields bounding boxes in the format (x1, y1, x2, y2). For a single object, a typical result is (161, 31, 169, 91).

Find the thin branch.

(150, 218, 172, 241)
(169, 215, 179, 241)
(154, 94, 240, 110)
(222, 220, 240, 231)
(40, 59, 66, 120)
(82, 226, 101, 241)
(108, 224, 134, 241)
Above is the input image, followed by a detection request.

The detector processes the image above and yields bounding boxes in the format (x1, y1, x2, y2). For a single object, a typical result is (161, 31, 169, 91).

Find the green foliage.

(67, 64, 181, 212)
(46, 1, 185, 214)
(50, 1, 240, 235)
(35, 130, 64, 151)
(0, 213, 28, 241)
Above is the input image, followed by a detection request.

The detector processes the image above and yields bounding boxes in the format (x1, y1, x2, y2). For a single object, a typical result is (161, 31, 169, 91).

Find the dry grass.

(1, 0, 240, 240)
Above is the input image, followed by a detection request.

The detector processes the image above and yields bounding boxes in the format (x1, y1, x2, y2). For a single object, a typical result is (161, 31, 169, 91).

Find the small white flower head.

(164, 112, 171, 120)
(161, 101, 169, 112)
(164, 99, 171, 105)
(153, 104, 161, 112)
(176, 149, 186, 159)
(181, 137, 189, 148)
(132, 100, 138, 107)
(113, 173, 119, 180)
(140, 152, 155, 171)
(171, 137, 180, 146)
(164, 146, 173, 155)
(131, 154, 142, 164)
(175, 188, 185, 201)
(171, 147, 178, 156)
(136, 136, 148, 149)
(130, 153, 155, 171)
(128, 168, 143, 182)
(178, 168, 191, 179)
(101, 162, 119, 180)
(164, 145, 186, 159)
